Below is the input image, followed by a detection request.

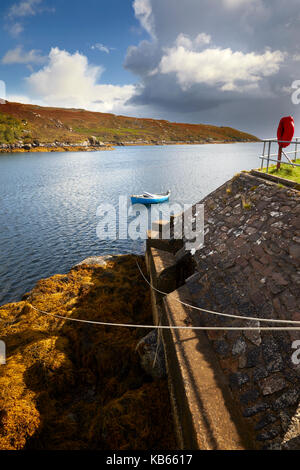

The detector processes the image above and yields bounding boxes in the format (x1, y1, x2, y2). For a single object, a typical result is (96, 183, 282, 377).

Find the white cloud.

(2, 46, 46, 65)
(175, 34, 193, 50)
(8, 0, 42, 18)
(175, 33, 211, 49)
(133, 0, 155, 38)
(6, 94, 35, 105)
(223, 0, 260, 8)
(158, 39, 285, 92)
(0, 80, 6, 103)
(25, 47, 135, 113)
(91, 43, 115, 54)
(9, 22, 24, 36)
(195, 33, 212, 46)
(6, 0, 55, 37)
(293, 54, 300, 62)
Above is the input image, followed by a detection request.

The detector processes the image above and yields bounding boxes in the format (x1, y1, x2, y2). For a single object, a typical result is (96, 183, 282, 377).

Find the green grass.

(74, 126, 153, 137)
(0, 113, 24, 144)
(261, 159, 300, 184)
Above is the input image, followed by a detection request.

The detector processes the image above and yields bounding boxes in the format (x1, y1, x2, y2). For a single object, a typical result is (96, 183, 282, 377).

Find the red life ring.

(277, 116, 295, 148)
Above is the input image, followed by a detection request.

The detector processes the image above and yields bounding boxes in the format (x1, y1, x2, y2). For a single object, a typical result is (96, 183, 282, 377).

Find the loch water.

(0, 143, 261, 305)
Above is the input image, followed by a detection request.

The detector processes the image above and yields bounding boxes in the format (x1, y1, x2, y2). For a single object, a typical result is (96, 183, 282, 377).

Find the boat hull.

(131, 195, 170, 204)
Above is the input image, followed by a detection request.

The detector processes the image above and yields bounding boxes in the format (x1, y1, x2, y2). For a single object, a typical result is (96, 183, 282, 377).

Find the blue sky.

(0, 0, 142, 90)
(0, 0, 300, 136)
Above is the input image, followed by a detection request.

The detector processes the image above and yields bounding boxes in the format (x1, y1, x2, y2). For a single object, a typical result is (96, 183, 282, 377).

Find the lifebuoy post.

(276, 116, 295, 170)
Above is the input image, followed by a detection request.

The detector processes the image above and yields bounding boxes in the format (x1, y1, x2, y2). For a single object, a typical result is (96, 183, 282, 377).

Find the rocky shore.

(0, 137, 256, 154)
(0, 255, 176, 450)
(0, 137, 112, 153)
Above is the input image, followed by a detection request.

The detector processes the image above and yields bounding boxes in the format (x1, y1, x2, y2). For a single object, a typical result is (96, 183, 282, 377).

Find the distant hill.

(0, 101, 259, 150)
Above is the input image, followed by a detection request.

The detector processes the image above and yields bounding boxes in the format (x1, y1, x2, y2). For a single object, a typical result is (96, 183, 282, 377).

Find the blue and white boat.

(130, 190, 170, 205)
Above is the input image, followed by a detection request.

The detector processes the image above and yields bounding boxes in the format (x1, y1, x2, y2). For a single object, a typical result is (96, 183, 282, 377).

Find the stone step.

(152, 219, 171, 235)
(146, 229, 183, 253)
(152, 214, 184, 234)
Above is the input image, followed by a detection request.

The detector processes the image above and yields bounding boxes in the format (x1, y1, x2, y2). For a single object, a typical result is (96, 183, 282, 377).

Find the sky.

(0, 0, 300, 137)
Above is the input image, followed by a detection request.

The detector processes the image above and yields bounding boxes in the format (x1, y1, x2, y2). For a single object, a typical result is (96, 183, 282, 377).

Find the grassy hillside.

(0, 113, 24, 144)
(0, 101, 259, 146)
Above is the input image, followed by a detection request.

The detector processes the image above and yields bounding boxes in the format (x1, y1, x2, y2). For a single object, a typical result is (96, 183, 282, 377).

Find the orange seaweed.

(0, 255, 176, 450)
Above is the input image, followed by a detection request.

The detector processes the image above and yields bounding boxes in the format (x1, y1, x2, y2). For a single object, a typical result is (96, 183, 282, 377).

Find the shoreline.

(0, 145, 114, 154)
(0, 139, 259, 154)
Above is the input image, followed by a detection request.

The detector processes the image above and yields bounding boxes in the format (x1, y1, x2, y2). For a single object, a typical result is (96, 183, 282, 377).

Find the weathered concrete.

(162, 286, 254, 449)
(146, 240, 253, 449)
(146, 247, 177, 294)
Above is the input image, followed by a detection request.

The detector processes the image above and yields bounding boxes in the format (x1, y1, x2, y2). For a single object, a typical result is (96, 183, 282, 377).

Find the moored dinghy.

(130, 190, 170, 204)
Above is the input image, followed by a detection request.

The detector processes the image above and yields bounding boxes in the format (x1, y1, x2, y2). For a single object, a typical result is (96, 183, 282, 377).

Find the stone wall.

(182, 172, 300, 449)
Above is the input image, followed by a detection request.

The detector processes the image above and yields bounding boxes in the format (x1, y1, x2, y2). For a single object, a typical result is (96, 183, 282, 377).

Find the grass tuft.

(261, 159, 300, 184)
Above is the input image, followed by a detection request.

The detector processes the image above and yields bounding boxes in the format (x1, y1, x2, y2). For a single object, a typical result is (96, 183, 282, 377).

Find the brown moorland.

(0, 100, 259, 149)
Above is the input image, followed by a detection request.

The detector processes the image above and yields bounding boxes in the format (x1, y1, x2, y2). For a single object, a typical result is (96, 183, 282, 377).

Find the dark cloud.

(124, 0, 300, 136)
(124, 40, 160, 76)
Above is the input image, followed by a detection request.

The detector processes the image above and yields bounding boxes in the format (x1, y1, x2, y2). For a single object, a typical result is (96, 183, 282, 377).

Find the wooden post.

(277, 145, 282, 170)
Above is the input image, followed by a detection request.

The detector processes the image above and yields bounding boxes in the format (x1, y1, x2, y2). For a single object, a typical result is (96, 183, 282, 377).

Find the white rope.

(12, 300, 300, 331)
(135, 260, 300, 326)
(1, 261, 298, 331)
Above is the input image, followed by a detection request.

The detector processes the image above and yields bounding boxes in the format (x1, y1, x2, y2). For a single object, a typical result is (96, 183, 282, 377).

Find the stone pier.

(146, 171, 300, 450)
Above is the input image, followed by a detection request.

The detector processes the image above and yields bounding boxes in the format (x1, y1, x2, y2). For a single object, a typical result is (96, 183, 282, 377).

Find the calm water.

(0, 143, 261, 305)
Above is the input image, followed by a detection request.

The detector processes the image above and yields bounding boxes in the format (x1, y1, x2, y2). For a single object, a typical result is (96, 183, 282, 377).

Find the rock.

(88, 136, 99, 146)
(271, 272, 289, 286)
(273, 389, 299, 410)
(262, 337, 284, 372)
(23, 144, 31, 150)
(74, 255, 113, 267)
(232, 338, 247, 356)
(243, 321, 261, 346)
(254, 413, 277, 430)
(136, 329, 166, 379)
(246, 346, 261, 368)
(282, 436, 300, 450)
(240, 388, 260, 405)
(229, 372, 250, 389)
(214, 339, 229, 357)
(256, 429, 279, 441)
(259, 375, 287, 396)
(279, 411, 292, 432)
(289, 244, 300, 260)
(238, 355, 247, 368)
(243, 402, 269, 417)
